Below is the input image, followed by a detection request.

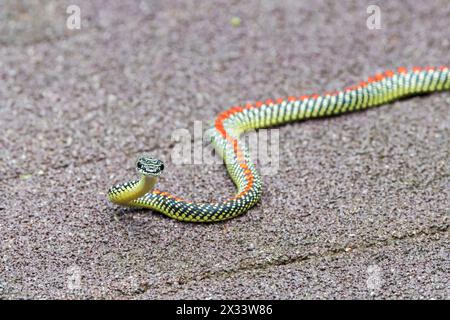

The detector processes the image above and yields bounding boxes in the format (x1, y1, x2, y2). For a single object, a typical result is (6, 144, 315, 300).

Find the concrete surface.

(0, 0, 449, 299)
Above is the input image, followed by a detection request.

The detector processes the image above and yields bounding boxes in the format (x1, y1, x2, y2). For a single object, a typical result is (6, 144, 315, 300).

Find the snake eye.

(136, 156, 164, 176)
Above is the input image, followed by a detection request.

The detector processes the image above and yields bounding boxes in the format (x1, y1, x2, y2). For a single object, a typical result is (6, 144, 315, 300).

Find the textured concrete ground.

(0, 0, 449, 299)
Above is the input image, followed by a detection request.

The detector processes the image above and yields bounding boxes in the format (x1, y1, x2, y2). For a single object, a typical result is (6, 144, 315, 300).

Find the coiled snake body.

(108, 66, 450, 222)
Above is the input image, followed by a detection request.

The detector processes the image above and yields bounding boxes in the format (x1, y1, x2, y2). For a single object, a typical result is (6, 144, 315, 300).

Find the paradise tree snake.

(108, 66, 450, 222)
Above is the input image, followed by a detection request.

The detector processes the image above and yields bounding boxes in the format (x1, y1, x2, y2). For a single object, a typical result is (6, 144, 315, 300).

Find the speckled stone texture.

(0, 0, 449, 299)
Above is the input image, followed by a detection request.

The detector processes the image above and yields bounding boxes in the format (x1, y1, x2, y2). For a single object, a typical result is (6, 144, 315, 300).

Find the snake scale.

(108, 66, 450, 222)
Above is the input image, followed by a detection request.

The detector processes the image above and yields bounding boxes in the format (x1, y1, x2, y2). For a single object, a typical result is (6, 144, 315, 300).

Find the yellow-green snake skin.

(108, 66, 450, 222)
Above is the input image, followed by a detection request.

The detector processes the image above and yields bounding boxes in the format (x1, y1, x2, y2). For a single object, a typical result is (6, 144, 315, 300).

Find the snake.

(108, 66, 450, 222)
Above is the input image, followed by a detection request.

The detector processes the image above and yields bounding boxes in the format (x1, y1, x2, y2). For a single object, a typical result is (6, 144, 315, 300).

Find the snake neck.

(108, 175, 158, 206)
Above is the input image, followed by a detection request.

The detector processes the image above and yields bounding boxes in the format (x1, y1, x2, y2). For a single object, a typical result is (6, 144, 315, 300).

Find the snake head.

(136, 156, 164, 177)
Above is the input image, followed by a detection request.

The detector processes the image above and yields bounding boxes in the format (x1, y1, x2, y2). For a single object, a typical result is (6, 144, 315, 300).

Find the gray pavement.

(0, 0, 449, 299)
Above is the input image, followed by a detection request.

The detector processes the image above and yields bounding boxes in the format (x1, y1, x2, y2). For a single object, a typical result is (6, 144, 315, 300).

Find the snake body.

(108, 66, 450, 222)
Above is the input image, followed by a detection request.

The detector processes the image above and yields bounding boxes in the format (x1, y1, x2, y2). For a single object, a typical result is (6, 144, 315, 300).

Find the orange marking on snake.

(397, 67, 407, 74)
(385, 70, 395, 77)
(375, 73, 384, 81)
